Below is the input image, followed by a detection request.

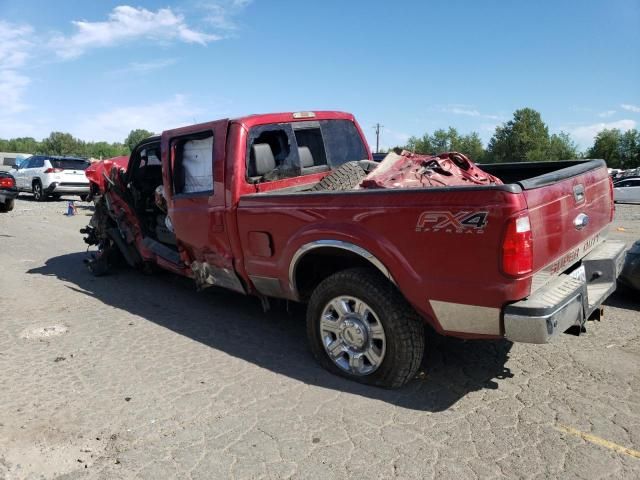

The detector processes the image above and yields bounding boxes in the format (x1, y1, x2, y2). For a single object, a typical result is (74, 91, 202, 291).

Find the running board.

(142, 237, 182, 265)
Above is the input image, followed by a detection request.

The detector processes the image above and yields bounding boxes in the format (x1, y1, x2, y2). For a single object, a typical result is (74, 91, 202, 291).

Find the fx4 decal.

(416, 211, 489, 233)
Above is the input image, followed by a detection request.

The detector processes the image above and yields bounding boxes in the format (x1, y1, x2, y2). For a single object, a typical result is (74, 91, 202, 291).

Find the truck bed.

(237, 158, 613, 338)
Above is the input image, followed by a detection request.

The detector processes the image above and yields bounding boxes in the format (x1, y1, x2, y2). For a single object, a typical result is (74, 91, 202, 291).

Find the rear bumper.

(504, 240, 626, 343)
(0, 188, 18, 202)
(46, 182, 90, 194)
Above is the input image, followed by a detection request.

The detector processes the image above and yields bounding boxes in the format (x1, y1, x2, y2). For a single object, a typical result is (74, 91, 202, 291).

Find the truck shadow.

(605, 288, 640, 311)
(28, 252, 514, 412)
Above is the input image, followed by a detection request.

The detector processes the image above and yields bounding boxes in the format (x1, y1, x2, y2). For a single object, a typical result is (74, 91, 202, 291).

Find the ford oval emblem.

(573, 213, 590, 230)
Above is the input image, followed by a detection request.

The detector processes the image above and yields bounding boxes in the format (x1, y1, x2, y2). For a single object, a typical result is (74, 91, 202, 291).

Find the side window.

(293, 123, 328, 170)
(246, 124, 300, 182)
(171, 132, 214, 195)
(630, 180, 640, 187)
(35, 157, 45, 168)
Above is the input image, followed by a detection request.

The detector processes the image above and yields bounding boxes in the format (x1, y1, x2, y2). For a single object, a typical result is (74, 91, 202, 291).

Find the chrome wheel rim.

(320, 296, 386, 376)
(33, 184, 41, 200)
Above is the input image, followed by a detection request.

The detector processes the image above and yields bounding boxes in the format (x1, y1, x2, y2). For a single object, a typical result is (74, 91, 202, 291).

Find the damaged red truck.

(82, 111, 626, 388)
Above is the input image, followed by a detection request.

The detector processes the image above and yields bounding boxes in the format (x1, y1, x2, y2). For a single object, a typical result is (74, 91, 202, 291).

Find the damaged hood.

(360, 151, 502, 189)
(85, 155, 129, 192)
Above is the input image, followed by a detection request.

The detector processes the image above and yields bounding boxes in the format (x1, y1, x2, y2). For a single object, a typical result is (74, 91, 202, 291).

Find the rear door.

(16, 156, 35, 190)
(522, 162, 612, 276)
(163, 120, 243, 291)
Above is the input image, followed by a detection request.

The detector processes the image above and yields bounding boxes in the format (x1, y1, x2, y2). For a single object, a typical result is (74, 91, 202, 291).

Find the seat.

(249, 143, 276, 177)
(298, 146, 314, 168)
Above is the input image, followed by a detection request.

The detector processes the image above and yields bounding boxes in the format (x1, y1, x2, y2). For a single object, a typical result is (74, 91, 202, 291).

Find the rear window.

(245, 119, 368, 182)
(51, 159, 90, 170)
(319, 120, 368, 168)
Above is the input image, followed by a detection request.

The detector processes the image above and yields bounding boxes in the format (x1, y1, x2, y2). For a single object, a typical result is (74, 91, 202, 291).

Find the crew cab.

(82, 111, 625, 388)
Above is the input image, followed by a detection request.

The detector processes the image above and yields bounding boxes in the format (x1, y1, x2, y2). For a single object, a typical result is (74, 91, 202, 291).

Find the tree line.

(403, 108, 640, 168)
(0, 129, 153, 160)
(1, 110, 639, 168)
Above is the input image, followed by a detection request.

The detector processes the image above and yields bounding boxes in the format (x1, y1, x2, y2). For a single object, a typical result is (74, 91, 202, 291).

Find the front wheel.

(306, 268, 425, 388)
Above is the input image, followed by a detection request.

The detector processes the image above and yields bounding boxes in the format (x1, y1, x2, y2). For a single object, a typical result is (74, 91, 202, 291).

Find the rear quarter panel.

(237, 187, 529, 336)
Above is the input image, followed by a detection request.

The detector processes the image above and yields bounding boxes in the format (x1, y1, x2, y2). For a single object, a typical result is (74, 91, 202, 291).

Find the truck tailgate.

(520, 161, 612, 281)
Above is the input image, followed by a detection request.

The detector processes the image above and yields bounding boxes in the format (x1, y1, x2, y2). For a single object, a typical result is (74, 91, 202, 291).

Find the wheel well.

(32, 178, 41, 186)
(294, 247, 384, 301)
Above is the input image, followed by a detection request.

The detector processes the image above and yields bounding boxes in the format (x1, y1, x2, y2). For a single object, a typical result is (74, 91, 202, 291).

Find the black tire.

(79, 194, 88, 202)
(306, 267, 425, 388)
(0, 199, 14, 212)
(32, 181, 46, 202)
(310, 161, 368, 191)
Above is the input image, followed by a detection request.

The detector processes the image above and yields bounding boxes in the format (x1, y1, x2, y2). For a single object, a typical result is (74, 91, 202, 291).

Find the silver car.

(613, 177, 640, 203)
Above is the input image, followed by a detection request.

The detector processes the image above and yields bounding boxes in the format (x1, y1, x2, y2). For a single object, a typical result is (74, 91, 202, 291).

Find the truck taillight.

(44, 167, 64, 173)
(608, 176, 615, 222)
(0, 177, 15, 188)
(502, 214, 533, 276)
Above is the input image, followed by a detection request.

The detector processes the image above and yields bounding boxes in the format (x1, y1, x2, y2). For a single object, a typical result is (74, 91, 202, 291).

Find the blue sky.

(0, 0, 638, 151)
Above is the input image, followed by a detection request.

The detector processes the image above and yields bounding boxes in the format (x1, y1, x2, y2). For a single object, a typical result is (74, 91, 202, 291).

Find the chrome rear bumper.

(504, 240, 626, 343)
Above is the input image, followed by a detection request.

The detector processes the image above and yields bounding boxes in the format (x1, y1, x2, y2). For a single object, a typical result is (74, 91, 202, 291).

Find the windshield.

(51, 159, 90, 170)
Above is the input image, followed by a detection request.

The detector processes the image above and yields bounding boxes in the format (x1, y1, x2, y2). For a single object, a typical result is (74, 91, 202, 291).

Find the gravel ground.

(0, 195, 639, 480)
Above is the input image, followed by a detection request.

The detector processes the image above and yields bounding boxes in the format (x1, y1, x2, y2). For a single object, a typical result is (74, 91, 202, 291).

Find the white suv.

(12, 155, 91, 201)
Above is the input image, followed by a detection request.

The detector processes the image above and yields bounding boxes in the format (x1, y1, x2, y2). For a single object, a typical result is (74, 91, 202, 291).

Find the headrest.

(250, 143, 276, 177)
(298, 146, 314, 168)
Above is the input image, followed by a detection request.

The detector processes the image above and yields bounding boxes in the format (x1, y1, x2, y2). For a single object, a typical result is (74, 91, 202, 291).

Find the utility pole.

(373, 123, 383, 153)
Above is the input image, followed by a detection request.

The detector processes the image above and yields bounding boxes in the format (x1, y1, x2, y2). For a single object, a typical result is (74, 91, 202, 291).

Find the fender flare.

(288, 239, 395, 300)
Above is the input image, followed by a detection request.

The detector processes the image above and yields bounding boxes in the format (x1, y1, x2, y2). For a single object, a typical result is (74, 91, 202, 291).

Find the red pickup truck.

(82, 111, 625, 388)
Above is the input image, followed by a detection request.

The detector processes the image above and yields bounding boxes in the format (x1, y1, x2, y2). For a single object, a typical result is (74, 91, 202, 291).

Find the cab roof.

(231, 111, 356, 129)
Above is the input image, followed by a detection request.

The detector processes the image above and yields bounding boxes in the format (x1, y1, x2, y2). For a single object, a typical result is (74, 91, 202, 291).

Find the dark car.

(619, 241, 640, 292)
(0, 171, 18, 212)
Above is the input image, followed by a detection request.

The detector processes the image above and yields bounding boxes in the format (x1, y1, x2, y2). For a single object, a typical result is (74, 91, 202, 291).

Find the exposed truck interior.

(126, 138, 177, 248)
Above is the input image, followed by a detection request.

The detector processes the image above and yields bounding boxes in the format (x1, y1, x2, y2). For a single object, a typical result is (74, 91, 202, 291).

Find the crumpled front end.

(85, 155, 129, 196)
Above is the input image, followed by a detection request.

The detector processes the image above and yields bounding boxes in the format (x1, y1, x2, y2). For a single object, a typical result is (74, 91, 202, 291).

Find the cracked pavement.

(0, 198, 639, 479)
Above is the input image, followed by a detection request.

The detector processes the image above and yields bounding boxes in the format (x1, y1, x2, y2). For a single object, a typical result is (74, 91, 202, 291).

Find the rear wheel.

(0, 199, 14, 212)
(32, 181, 45, 202)
(306, 267, 424, 388)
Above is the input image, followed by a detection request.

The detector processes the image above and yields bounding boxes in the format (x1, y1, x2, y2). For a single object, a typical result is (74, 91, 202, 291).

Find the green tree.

(406, 133, 434, 154)
(588, 129, 622, 168)
(85, 141, 128, 159)
(40, 132, 81, 156)
(452, 131, 485, 162)
(404, 127, 485, 161)
(487, 108, 550, 162)
(547, 132, 579, 161)
(618, 129, 640, 169)
(124, 129, 154, 153)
